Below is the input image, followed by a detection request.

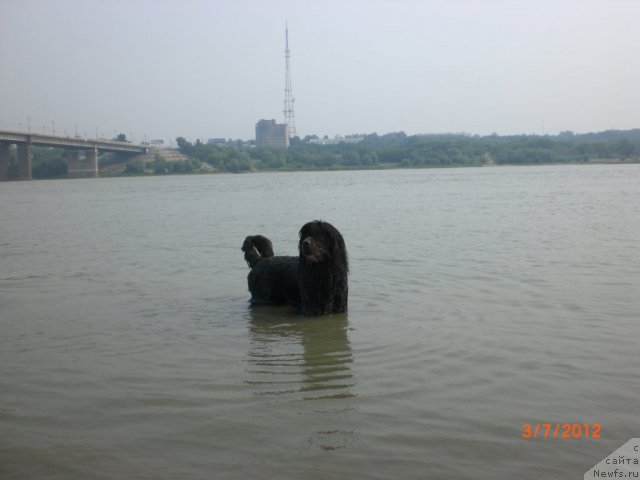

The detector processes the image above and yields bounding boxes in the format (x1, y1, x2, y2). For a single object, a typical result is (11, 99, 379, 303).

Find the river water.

(1, 164, 639, 479)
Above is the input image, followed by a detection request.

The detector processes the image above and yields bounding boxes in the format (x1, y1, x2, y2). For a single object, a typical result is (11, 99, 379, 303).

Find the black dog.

(241, 220, 348, 315)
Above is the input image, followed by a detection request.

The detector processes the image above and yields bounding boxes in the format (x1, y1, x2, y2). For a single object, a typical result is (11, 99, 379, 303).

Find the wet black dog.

(241, 220, 348, 315)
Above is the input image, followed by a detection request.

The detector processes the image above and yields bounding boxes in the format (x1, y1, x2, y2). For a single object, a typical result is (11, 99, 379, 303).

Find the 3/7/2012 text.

(521, 423, 602, 439)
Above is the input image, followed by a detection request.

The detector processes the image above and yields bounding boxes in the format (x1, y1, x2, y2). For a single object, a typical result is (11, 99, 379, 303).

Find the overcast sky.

(1, 0, 639, 143)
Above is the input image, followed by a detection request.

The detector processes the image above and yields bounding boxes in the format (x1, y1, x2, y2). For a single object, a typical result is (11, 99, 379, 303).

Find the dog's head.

(299, 220, 347, 267)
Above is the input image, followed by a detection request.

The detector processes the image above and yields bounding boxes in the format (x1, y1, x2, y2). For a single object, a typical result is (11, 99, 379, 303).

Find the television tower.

(283, 23, 296, 138)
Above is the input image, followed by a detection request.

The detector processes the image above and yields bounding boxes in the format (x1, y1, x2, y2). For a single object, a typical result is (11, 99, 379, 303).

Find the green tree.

(32, 148, 67, 178)
(153, 155, 167, 173)
(124, 159, 145, 174)
(176, 137, 194, 156)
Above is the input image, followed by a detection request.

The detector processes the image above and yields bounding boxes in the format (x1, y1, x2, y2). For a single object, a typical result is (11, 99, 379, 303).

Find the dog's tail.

(241, 235, 275, 268)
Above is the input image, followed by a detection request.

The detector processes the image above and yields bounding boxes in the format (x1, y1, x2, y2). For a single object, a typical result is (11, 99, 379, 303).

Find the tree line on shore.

(173, 129, 640, 173)
(25, 129, 640, 178)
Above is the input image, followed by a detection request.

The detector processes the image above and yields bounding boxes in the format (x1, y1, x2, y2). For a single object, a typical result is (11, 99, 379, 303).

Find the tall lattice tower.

(283, 23, 296, 138)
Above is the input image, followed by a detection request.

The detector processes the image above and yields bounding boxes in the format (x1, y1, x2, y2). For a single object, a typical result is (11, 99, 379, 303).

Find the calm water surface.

(1, 165, 639, 479)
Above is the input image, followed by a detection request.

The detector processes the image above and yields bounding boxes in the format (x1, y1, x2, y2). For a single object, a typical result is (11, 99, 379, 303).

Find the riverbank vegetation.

(173, 129, 640, 173)
(26, 129, 640, 178)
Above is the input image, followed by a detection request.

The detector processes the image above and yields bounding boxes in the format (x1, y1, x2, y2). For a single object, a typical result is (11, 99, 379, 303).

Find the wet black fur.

(298, 221, 348, 315)
(241, 235, 300, 306)
(241, 220, 348, 315)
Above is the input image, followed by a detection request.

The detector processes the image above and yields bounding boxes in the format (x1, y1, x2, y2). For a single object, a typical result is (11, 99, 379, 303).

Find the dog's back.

(242, 235, 300, 306)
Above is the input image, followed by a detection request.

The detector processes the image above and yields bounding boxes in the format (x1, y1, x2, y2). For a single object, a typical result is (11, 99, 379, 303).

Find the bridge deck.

(0, 130, 148, 154)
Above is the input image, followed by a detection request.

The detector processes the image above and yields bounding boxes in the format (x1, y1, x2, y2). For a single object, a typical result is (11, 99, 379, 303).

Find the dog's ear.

(298, 222, 316, 248)
(332, 228, 346, 262)
(319, 222, 345, 263)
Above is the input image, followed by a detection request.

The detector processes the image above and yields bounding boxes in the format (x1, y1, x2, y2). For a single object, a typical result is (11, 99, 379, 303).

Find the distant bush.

(32, 148, 67, 178)
(124, 159, 146, 174)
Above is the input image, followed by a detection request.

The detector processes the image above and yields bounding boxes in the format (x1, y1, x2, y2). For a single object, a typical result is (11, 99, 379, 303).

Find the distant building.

(309, 135, 364, 145)
(255, 119, 289, 148)
(207, 138, 226, 146)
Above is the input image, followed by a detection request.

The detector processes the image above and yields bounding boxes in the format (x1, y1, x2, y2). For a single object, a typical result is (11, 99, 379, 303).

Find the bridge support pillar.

(17, 142, 32, 181)
(66, 150, 80, 177)
(67, 148, 98, 178)
(87, 147, 98, 177)
(0, 144, 9, 181)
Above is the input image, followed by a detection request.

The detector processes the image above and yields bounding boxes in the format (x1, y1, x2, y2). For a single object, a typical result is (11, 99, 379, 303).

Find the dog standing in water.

(241, 220, 348, 315)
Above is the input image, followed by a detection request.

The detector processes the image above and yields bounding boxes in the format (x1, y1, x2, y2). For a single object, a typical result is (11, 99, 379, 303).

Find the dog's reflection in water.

(245, 306, 354, 399)
(245, 306, 357, 451)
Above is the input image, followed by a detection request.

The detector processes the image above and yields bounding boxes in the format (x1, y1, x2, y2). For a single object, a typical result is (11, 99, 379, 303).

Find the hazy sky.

(1, 0, 639, 143)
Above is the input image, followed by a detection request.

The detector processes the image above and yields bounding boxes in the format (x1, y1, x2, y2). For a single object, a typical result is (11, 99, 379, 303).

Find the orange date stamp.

(521, 423, 602, 439)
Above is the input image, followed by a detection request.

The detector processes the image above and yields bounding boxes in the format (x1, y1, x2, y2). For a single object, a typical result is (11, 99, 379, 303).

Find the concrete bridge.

(0, 130, 148, 180)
